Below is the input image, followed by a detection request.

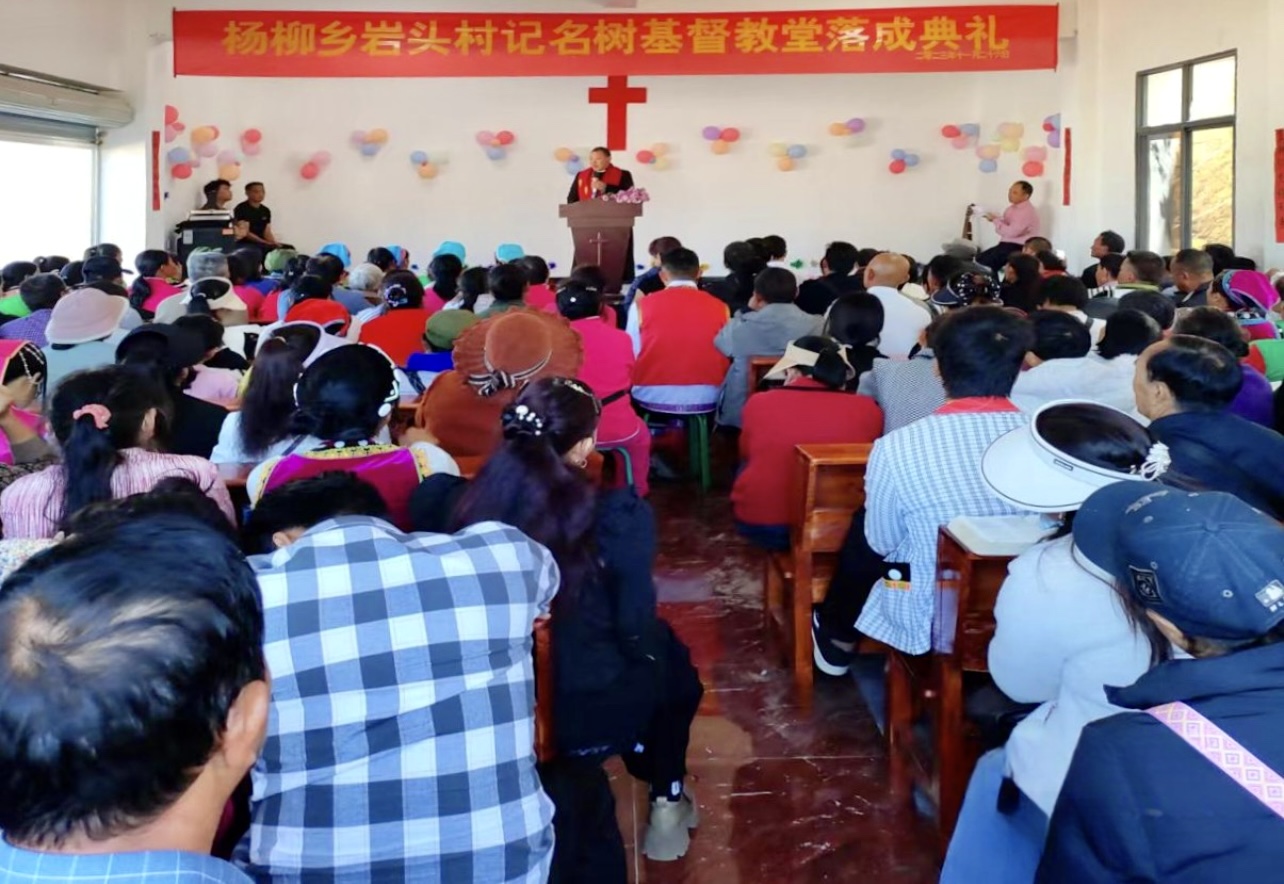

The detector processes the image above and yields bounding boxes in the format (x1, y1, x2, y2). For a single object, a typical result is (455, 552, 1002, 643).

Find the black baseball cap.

(116, 323, 206, 371)
(81, 256, 129, 282)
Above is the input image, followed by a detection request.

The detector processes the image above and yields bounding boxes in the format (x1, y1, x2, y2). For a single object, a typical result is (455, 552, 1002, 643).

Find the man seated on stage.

(233, 181, 278, 249)
(629, 247, 730, 414)
(200, 177, 233, 212)
(978, 181, 1041, 272)
(0, 514, 268, 883)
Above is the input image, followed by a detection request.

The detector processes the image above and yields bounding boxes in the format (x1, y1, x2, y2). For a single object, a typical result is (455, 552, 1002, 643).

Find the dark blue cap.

(1073, 482, 1284, 641)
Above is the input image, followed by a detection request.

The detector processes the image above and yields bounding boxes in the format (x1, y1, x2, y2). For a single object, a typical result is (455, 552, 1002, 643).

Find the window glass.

(1189, 56, 1236, 121)
(0, 139, 94, 260)
(1144, 68, 1183, 127)
(1143, 134, 1182, 255)
(1190, 126, 1235, 248)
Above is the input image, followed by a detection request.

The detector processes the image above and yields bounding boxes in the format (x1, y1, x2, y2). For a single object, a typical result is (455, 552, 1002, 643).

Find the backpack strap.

(1149, 702, 1284, 819)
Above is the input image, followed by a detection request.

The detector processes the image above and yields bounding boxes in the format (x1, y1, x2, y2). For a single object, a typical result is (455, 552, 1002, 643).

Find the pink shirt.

(994, 200, 1041, 244)
(0, 448, 236, 538)
(570, 316, 646, 445)
(142, 279, 186, 315)
(526, 283, 557, 311)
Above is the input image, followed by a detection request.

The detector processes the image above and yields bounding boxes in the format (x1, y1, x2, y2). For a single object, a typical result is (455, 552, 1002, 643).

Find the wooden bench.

(764, 442, 872, 690)
(885, 526, 1016, 853)
(533, 618, 556, 763)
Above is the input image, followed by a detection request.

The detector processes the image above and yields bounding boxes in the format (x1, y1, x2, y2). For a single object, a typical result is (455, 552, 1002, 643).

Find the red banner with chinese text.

(173, 6, 1059, 78)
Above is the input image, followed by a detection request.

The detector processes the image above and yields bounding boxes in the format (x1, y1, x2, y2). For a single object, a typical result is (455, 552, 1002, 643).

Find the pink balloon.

(164, 124, 179, 144)
(301, 162, 320, 180)
(1022, 160, 1045, 177)
(475, 130, 495, 146)
(217, 150, 238, 165)
(313, 150, 332, 168)
(951, 135, 971, 149)
(196, 142, 219, 158)
(164, 105, 180, 125)
(172, 122, 186, 133)
(242, 142, 262, 157)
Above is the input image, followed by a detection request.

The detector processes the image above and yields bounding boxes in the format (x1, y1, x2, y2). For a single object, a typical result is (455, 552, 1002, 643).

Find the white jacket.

(989, 535, 1152, 815)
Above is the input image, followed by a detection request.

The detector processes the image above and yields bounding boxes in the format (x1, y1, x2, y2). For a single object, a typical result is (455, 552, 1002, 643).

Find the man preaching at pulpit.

(567, 147, 635, 203)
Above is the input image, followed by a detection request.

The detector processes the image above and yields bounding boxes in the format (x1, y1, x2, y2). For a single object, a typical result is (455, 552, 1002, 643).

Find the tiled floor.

(614, 483, 939, 883)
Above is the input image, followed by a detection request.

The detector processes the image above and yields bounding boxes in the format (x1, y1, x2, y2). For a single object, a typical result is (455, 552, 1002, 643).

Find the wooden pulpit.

(558, 200, 642, 293)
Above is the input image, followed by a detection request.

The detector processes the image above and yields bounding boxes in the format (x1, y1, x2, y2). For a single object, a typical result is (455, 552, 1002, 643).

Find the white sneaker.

(642, 792, 699, 861)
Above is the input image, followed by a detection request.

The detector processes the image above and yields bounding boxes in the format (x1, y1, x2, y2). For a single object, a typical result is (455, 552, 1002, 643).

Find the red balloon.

(496, 130, 516, 146)
(636, 150, 655, 164)
(1022, 160, 1045, 177)
(889, 159, 907, 174)
(720, 127, 741, 143)
(1043, 122, 1056, 132)
(243, 128, 262, 144)
(171, 162, 193, 180)
(941, 124, 962, 139)
(301, 162, 320, 180)
(164, 105, 180, 125)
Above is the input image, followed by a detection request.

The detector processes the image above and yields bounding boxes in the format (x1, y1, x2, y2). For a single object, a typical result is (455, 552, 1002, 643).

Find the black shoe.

(812, 609, 855, 677)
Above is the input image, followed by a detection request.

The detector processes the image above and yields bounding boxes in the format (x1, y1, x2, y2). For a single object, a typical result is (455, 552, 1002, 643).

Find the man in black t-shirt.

(233, 181, 277, 248)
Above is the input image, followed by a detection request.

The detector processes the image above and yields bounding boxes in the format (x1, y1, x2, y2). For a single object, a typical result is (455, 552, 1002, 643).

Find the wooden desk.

(747, 356, 779, 400)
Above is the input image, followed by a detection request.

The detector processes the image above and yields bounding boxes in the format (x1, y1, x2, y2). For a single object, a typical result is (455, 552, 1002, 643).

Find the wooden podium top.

(559, 201, 643, 226)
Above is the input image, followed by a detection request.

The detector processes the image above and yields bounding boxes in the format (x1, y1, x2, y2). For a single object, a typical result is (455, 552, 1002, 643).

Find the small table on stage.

(559, 200, 642, 294)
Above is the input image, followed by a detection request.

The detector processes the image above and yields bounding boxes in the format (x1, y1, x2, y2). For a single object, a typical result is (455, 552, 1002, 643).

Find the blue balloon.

(167, 147, 190, 164)
(904, 154, 920, 167)
(487, 146, 506, 161)
(787, 144, 807, 159)
(565, 159, 584, 174)
(979, 158, 998, 173)
(360, 142, 381, 157)
(410, 150, 428, 165)
(961, 123, 980, 137)
(891, 149, 907, 161)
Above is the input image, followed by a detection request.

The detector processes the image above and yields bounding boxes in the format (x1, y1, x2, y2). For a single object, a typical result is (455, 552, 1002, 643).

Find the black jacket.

(797, 273, 865, 316)
(170, 393, 227, 460)
(1039, 643, 1284, 883)
(1148, 410, 1284, 518)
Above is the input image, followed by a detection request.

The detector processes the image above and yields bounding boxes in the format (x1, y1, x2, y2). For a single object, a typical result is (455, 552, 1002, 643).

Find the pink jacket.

(570, 316, 645, 445)
(994, 200, 1041, 244)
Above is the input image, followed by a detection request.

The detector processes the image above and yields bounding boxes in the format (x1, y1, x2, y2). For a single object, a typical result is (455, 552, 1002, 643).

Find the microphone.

(592, 170, 605, 180)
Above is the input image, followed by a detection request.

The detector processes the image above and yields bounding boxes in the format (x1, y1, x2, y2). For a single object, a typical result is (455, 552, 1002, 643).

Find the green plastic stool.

(597, 446, 636, 488)
(640, 408, 713, 494)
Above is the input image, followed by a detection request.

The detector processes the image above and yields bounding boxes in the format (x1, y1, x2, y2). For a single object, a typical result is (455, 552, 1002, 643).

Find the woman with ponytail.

(129, 250, 184, 320)
(357, 270, 437, 365)
(428, 377, 704, 873)
(732, 335, 885, 550)
(426, 253, 462, 312)
(247, 343, 457, 529)
(0, 365, 234, 538)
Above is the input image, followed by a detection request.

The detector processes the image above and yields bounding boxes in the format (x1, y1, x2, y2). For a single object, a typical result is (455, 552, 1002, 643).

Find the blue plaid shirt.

(0, 839, 249, 882)
(236, 517, 558, 883)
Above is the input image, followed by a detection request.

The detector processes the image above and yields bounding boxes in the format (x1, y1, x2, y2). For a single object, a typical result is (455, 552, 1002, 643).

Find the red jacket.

(731, 380, 884, 526)
(634, 285, 730, 387)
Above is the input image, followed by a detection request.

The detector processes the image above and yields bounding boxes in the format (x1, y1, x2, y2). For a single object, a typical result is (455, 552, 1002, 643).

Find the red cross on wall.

(588, 75, 648, 151)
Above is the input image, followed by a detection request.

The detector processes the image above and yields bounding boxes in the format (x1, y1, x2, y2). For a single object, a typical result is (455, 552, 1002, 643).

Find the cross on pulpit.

(587, 231, 610, 265)
(588, 75, 648, 151)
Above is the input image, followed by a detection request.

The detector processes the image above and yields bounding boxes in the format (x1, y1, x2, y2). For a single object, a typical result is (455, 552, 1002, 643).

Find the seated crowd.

(0, 215, 1282, 884)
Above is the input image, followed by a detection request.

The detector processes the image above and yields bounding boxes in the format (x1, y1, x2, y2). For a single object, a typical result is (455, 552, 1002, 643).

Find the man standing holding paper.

(977, 180, 1041, 273)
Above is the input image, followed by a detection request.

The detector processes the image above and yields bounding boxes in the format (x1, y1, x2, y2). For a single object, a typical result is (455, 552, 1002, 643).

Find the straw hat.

(452, 308, 583, 397)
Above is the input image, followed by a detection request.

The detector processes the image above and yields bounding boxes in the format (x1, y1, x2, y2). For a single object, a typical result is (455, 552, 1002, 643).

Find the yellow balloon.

(418, 163, 438, 179)
(828, 122, 850, 137)
(977, 144, 1002, 160)
(711, 139, 730, 155)
(368, 128, 390, 144)
(553, 147, 572, 162)
(777, 157, 796, 172)
(1001, 137, 1021, 153)
(654, 156, 670, 170)
(218, 163, 240, 181)
(651, 143, 669, 157)
(768, 142, 788, 158)
(999, 122, 1025, 139)
(191, 126, 216, 146)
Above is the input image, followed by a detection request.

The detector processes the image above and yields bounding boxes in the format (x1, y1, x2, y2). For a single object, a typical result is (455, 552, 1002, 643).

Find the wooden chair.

(746, 355, 779, 399)
(763, 443, 872, 690)
(533, 618, 556, 763)
(885, 526, 1016, 853)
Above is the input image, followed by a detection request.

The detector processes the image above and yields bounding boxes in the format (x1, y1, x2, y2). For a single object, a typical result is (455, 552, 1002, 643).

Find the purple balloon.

(846, 118, 866, 134)
(1047, 131, 1062, 149)
(701, 125, 722, 141)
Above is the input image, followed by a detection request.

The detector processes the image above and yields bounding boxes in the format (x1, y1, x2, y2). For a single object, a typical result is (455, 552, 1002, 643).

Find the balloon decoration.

(888, 148, 920, 175)
(979, 159, 999, 174)
(773, 143, 809, 171)
(218, 162, 242, 182)
(829, 117, 867, 139)
(478, 129, 515, 161)
(1021, 145, 1049, 178)
(554, 147, 584, 175)
(409, 149, 445, 180)
(240, 128, 263, 158)
(767, 142, 788, 158)
(351, 129, 390, 158)
(190, 125, 219, 146)
(299, 150, 331, 181)
(1043, 113, 1063, 149)
(703, 126, 742, 155)
(941, 122, 981, 150)
(163, 106, 186, 144)
(635, 142, 671, 170)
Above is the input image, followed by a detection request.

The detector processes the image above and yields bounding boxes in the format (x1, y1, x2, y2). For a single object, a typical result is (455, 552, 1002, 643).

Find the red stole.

(576, 164, 623, 201)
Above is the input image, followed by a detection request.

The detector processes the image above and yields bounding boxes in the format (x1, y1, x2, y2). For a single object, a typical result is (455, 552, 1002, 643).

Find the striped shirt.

(855, 405, 1028, 654)
(0, 448, 236, 539)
